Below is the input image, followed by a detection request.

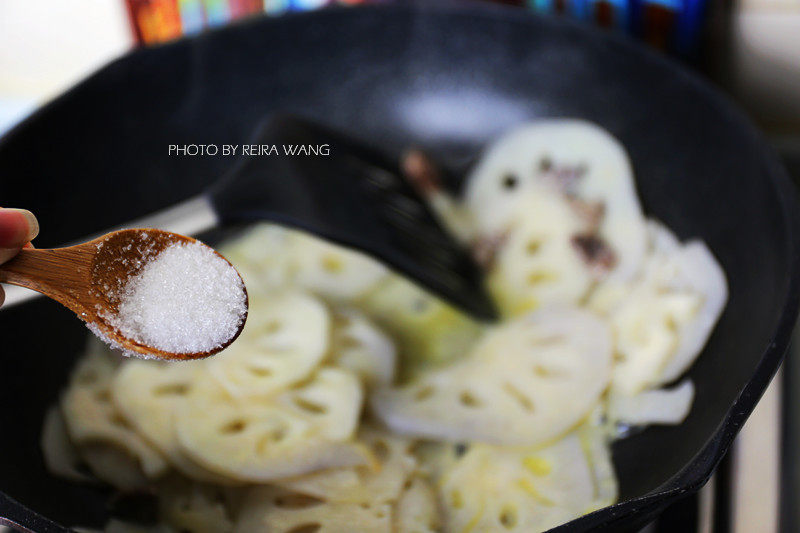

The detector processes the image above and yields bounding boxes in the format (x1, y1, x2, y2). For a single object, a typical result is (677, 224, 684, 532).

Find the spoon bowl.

(0, 228, 248, 360)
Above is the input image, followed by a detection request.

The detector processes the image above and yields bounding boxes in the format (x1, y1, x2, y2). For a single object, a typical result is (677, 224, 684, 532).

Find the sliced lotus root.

(485, 190, 594, 315)
(372, 307, 612, 446)
(609, 379, 695, 427)
(439, 429, 614, 532)
(393, 476, 442, 533)
(605, 221, 728, 394)
(41, 407, 94, 483)
(464, 119, 647, 282)
(275, 427, 416, 505)
(157, 476, 242, 533)
(235, 486, 392, 533)
(112, 360, 242, 484)
(177, 368, 368, 482)
(218, 224, 297, 295)
(328, 308, 396, 387)
(356, 275, 483, 376)
(287, 229, 390, 301)
(60, 345, 167, 479)
(206, 291, 330, 399)
(79, 443, 152, 491)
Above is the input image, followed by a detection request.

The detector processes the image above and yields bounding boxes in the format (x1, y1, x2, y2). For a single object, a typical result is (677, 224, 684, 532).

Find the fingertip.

(0, 209, 39, 247)
(23, 209, 39, 241)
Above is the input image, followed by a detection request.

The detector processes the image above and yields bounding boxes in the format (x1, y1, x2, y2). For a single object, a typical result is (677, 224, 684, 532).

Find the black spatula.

(4, 115, 496, 320)
(208, 115, 496, 320)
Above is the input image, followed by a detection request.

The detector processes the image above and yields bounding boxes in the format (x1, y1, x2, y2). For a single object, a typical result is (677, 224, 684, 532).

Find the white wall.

(0, 1, 132, 132)
(730, 5, 800, 132)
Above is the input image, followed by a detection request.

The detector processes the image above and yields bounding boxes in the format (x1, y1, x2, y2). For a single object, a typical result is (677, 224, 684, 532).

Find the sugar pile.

(107, 241, 247, 355)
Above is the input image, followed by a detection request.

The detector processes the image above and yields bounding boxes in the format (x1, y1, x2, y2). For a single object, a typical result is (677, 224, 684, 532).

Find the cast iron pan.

(0, 2, 798, 531)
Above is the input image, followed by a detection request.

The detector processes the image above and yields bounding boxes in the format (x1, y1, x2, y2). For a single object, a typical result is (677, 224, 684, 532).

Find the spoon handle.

(0, 247, 93, 314)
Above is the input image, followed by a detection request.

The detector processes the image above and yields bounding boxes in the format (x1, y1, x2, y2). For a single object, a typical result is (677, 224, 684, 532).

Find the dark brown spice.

(571, 233, 617, 276)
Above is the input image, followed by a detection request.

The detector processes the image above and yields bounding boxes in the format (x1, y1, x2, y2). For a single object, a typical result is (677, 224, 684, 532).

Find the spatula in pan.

(4, 115, 497, 320)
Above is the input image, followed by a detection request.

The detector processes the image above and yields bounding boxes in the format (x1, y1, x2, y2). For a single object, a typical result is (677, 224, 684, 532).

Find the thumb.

(0, 208, 39, 264)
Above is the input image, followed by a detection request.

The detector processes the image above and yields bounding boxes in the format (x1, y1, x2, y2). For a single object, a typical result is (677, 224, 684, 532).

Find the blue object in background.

(179, 0, 206, 34)
(528, 0, 552, 13)
(287, 0, 331, 10)
(674, 0, 707, 56)
(569, 0, 591, 20)
(129, 0, 709, 60)
(525, 0, 707, 57)
(263, 0, 290, 14)
(203, 0, 230, 26)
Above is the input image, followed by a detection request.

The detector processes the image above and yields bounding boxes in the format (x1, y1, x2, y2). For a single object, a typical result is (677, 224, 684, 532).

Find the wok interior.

(0, 5, 794, 530)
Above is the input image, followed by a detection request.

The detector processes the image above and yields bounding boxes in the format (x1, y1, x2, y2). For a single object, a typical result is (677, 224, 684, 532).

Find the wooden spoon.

(0, 228, 248, 360)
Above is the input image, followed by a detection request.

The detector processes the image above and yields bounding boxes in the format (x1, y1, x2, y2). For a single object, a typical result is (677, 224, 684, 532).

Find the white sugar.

(103, 241, 247, 355)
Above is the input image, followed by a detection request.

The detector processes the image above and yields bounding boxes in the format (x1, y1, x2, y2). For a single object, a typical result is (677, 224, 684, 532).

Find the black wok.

(0, 2, 798, 531)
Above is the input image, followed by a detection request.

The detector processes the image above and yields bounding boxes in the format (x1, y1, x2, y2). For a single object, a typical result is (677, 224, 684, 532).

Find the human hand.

(0, 208, 39, 306)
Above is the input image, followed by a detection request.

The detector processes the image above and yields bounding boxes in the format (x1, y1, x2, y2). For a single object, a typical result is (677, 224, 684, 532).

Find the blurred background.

(0, 1, 798, 532)
(2, 0, 800, 138)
